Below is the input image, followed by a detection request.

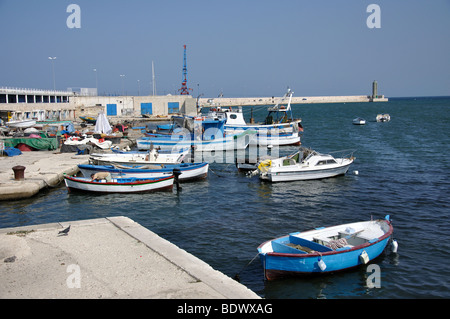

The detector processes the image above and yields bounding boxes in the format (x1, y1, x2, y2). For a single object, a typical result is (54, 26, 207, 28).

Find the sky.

(0, 0, 449, 98)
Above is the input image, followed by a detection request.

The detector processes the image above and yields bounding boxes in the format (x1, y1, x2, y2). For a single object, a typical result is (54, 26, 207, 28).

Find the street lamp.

(48, 57, 57, 90)
(120, 74, 125, 96)
(93, 68, 98, 95)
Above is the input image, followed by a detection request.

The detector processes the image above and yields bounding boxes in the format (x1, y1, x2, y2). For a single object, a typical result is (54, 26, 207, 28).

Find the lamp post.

(48, 57, 57, 90)
(93, 68, 98, 95)
(120, 74, 125, 96)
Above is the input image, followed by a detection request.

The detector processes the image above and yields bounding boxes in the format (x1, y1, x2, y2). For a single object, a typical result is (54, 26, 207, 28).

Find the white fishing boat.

(253, 148, 355, 182)
(209, 88, 303, 146)
(6, 119, 37, 128)
(63, 174, 174, 193)
(89, 148, 187, 166)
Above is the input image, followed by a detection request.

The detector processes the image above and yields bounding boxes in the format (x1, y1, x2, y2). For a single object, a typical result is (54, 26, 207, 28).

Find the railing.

(0, 86, 75, 96)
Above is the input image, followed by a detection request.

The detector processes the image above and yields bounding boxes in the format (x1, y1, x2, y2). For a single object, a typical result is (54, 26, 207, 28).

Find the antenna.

(179, 45, 192, 95)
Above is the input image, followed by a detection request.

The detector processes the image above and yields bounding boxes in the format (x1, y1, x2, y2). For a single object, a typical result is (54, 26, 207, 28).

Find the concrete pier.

(0, 216, 260, 298)
(199, 95, 388, 107)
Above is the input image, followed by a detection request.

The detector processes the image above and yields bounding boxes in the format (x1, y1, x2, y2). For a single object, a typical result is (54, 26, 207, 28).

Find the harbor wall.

(199, 95, 388, 107)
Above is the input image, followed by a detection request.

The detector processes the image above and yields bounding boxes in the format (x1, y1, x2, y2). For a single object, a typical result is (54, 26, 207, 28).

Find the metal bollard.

(173, 168, 182, 192)
(12, 165, 26, 180)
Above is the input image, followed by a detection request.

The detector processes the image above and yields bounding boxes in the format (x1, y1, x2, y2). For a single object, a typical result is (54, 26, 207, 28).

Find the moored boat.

(63, 174, 174, 193)
(136, 116, 256, 152)
(257, 216, 395, 280)
(6, 119, 37, 128)
(209, 88, 303, 146)
(78, 162, 209, 181)
(376, 114, 391, 122)
(253, 147, 355, 182)
(352, 117, 366, 125)
(89, 148, 187, 166)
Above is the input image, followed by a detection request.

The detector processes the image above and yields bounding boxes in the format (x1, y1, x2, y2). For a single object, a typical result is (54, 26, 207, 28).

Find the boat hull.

(6, 119, 37, 128)
(136, 133, 255, 151)
(63, 175, 174, 193)
(225, 121, 302, 146)
(258, 218, 393, 280)
(78, 162, 209, 181)
(262, 160, 353, 182)
(89, 151, 187, 166)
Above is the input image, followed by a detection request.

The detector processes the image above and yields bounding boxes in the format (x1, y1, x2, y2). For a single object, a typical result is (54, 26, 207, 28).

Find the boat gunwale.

(63, 174, 174, 186)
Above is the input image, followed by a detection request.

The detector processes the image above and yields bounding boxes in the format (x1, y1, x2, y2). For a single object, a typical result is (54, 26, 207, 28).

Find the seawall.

(199, 95, 388, 107)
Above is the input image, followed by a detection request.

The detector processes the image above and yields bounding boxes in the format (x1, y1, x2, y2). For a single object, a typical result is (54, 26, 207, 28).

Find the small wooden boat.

(6, 119, 37, 128)
(79, 116, 96, 124)
(253, 148, 355, 182)
(63, 174, 174, 193)
(257, 216, 395, 280)
(78, 162, 209, 181)
(89, 149, 188, 166)
(157, 123, 175, 131)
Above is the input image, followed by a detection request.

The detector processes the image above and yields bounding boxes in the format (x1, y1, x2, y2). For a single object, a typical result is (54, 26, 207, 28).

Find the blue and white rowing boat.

(78, 162, 209, 181)
(257, 216, 396, 280)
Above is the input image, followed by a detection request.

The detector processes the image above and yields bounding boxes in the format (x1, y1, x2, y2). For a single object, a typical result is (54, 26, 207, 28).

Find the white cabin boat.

(254, 148, 355, 182)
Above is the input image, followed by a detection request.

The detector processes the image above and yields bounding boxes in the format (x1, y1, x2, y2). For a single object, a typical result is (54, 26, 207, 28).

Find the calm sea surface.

(1, 97, 449, 299)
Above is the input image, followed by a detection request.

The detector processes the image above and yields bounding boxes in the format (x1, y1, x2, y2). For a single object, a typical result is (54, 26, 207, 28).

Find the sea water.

(1, 96, 449, 299)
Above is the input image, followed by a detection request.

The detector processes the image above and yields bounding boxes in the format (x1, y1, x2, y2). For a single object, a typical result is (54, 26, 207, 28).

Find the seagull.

(58, 225, 71, 236)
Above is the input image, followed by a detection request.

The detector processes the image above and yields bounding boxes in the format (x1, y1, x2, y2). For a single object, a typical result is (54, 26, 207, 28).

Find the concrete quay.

(0, 135, 137, 201)
(0, 216, 260, 299)
(0, 150, 90, 201)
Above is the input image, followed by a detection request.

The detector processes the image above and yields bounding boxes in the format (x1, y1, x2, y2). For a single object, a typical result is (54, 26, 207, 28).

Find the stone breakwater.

(199, 95, 388, 107)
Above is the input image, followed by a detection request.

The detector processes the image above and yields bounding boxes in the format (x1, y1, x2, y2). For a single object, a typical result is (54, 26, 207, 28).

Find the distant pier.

(199, 95, 388, 108)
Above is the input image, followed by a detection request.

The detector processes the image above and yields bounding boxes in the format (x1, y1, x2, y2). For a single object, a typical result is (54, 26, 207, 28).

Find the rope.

(233, 252, 260, 282)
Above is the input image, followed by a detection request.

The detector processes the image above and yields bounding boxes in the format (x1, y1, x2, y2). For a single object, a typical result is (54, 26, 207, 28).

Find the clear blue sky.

(0, 0, 449, 98)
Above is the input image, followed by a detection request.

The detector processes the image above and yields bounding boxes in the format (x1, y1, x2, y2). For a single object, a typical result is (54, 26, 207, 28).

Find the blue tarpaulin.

(3, 147, 22, 156)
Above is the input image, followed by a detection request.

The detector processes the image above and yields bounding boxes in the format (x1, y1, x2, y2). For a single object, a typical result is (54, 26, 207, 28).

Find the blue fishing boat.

(78, 162, 209, 181)
(136, 116, 256, 151)
(257, 216, 395, 280)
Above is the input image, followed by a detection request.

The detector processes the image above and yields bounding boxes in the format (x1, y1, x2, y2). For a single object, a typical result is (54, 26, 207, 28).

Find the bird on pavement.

(58, 225, 71, 236)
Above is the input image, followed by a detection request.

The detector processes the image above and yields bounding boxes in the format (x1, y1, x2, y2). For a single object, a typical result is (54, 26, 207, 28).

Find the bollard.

(173, 168, 182, 192)
(12, 165, 26, 180)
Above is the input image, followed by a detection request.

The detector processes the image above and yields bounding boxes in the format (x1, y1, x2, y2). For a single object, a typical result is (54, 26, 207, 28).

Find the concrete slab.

(0, 216, 260, 299)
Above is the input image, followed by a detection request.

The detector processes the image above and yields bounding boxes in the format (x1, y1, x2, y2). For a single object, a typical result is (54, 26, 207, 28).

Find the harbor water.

(1, 97, 449, 298)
